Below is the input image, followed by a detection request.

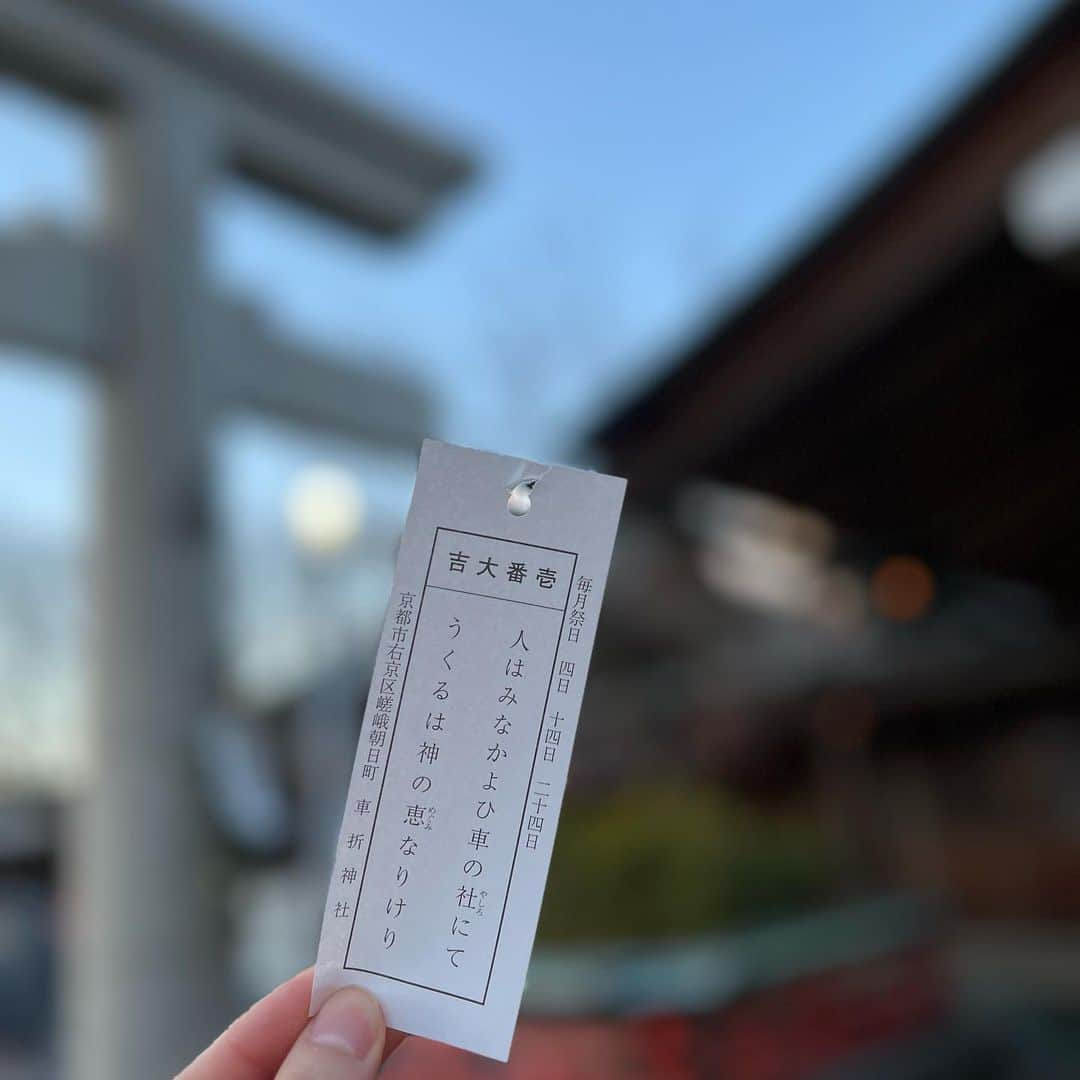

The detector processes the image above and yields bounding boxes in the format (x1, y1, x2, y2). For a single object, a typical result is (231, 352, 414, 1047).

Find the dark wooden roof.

(595, 2, 1080, 604)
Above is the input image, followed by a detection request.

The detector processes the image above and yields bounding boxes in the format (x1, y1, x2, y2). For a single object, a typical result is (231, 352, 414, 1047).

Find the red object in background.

(704, 945, 945, 1080)
(633, 1015, 697, 1080)
(382, 1020, 638, 1079)
(380, 944, 945, 1079)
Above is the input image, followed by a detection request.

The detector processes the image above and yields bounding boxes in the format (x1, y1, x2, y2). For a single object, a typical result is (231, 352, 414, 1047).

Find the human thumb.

(275, 987, 386, 1079)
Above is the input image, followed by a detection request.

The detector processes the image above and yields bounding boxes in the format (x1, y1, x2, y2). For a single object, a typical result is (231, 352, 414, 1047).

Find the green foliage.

(537, 782, 833, 943)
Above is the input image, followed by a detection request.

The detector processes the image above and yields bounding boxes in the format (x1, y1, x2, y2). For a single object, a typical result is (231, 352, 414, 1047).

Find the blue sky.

(0, 0, 1060, 539)
(192, 0, 1058, 455)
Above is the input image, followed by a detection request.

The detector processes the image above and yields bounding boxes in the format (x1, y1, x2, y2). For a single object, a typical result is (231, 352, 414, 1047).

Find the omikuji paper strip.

(312, 440, 625, 1061)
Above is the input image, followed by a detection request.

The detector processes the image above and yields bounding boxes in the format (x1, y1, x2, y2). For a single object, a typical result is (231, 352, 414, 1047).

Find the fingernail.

(308, 988, 381, 1058)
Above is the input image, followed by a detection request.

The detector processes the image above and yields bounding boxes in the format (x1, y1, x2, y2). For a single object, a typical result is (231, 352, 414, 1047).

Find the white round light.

(285, 464, 364, 558)
(1005, 127, 1080, 260)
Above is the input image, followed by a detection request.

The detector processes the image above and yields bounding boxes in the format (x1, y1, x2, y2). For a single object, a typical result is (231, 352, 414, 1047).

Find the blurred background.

(1, 0, 1079, 1076)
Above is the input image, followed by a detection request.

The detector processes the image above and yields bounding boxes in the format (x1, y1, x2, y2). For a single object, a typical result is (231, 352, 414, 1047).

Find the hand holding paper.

(312, 440, 625, 1060)
(177, 968, 407, 1079)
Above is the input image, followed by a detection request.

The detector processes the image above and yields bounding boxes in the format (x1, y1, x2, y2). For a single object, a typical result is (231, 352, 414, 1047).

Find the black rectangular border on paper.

(342, 526, 578, 1005)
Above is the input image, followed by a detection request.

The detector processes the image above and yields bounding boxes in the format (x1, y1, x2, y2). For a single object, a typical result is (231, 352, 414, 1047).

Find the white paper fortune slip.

(311, 439, 625, 1060)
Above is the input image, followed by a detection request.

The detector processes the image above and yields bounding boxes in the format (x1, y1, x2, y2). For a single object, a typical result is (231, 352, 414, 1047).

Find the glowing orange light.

(870, 555, 935, 622)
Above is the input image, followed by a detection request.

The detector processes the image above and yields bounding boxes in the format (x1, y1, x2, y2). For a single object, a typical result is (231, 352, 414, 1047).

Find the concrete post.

(68, 78, 230, 1080)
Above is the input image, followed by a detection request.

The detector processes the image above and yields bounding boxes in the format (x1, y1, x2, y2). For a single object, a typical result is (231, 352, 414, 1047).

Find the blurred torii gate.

(0, 2, 471, 1077)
